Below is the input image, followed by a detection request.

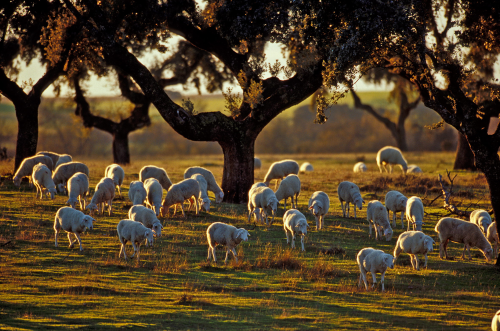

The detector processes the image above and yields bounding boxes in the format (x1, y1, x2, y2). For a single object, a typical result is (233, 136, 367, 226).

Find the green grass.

(0, 152, 498, 330)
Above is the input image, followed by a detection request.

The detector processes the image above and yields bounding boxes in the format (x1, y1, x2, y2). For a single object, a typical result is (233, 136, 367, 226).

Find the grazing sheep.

(52, 162, 90, 194)
(86, 177, 115, 216)
(161, 178, 200, 217)
(206, 222, 250, 263)
(393, 231, 435, 270)
(139, 165, 173, 191)
(308, 191, 330, 230)
(13, 155, 54, 187)
(353, 162, 367, 173)
(385, 190, 408, 229)
(357, 247, 395, 292)
(190, 174, 211, 212)
(487, 222, 498, 257)
(54, 206, 95, 251)
(493, 310, 500, 331)
(254, 157, 262, 170)
(247, 186, 279, 227)
(32, 163, 57, 200)
(406, 196, 424, 231)
(299, 162, 314, 173)
(36, 151, 60, 169)
(407, 164, 422, 173)
(128, 205, 163, 245)
(376, 146, 408, 174)
(274, 174, 301, 210)
(251, 182, 267, 189)
(128, 181, 147, 206)
(367, 200, 393, 241)
(55, 154, 72, 167)
(470, 209, 492, 234)
(144, 178, 163, 216)
(184, 166, 224, 203)
(337, 181, 365, 218)
(283, 209, 309, 251)
(435, 217, 493, 262)
(66, 172, 89, 210)
(263, 160, 299, 189)
(117, 219, 154, 261)
(105, 164, 125, 199)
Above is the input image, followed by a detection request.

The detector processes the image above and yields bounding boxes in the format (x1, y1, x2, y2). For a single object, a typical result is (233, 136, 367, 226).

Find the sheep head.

(423, 236, 435, 252)
(383, 227, 393, 241)
(295, 219, 309, 235)
(145, 229, 154, 247)
(383, 254, 395, 269)
(309, 201, 323, 217)
(152, 222, 163, 237)
(235, 228, 250, 241)
(83, 215, 94, 231)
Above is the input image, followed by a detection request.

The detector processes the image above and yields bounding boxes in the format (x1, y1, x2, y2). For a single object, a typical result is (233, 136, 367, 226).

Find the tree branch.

(438, 171, 472, 218)
(351, 88, 397, 132)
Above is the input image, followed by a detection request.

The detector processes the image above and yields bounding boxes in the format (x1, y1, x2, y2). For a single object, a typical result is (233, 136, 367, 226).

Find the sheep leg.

(68, 233, 75, 248)
(247, 206, 254, 222)
(117, 186, 122, 199)
(207, 246, 213, 261)
(392, 212, 396, 228)
(462, 244, 471, 260)
(74, 233, 83, 251)
(358, 268, 369, 290)
(340, 201, 345, 217)
(380, 271, 386, 292)
(119, 243, 127, 259)
(291, 233, 296, 249)
(393, 246, 402, 262)
(315, 216, 320, 231)
(424, 252, 428, 268)
(224, 248, 230, 263)
(130, 241, 139, 258)
(300, 234, 305, 252)
(320, 215, 324, 230)
(368, 221, 373, 239)
(231, 247, 238, 262)
(54, 228, 60, 247)
(388, 164, 393, 174)
(439, 239, 449, 259)
(194, 196, 199, 215)
(400, 212, 405, 229)
(353, 205, 357, 219)
(286, 230, 291, 244)
(371, 272, 377, 289)
(180, 204, 186, 218)
(346, 202, 350, 218)
(108, 200, 113, 216)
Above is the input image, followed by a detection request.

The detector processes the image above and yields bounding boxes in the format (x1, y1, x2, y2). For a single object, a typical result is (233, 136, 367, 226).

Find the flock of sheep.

(10, 147, 500, 329)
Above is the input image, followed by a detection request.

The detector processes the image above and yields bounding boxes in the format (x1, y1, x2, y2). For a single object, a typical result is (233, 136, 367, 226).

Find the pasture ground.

(0, 152, 498, 330)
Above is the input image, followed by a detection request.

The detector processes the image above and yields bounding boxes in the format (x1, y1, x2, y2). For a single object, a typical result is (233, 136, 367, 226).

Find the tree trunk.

(14, 102, 39, 171)
(453, 133, 476, 171)
(220, 136, 255, 204)
(112, 132, 130, 165)
(395, 126, 408, 151)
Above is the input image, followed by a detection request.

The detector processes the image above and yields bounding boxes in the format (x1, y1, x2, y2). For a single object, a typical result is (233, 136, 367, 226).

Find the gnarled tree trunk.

(453, 132, 477, 171)
(14, 101, 39, 171)
(112, 132, 131, 165)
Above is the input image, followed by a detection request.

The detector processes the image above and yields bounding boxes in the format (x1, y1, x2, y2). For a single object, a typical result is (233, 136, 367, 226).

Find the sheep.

(66, 172, 89, 210)
(407, 164, 422, 173)
(251, 182, 267, 189)
(299, 162, 314, 173)
(435, 217, 493, 262)
(366, 200, 393, 241)
(393, 231, 435, 270)
(274, 174, 301, 210)
(139, 165, 173, 191)
(385, 190, 408, 229)
(337, 181, 365, 219)
(144, 178, 163, 217)
(247, 186, 279, 227)
(52, 162, 90, 194)
(283, 209, 309, 251)
(254, 157, 262, 170)
(128, 205, 163, 245)
(36, 151, 60, 169)
(117, 219, 154, 261)
(32, 163, 57, 200)
(376, 146, 408, 174)
(308, 191, 330, 230)
(353, 162, 367, 173)
(406, 196, 424, 231)
(55, 154, 72, 168)
(183, 166, 224, 203)
(54, 206, 95, 251)
(128, 181, 147, 206)
(493, 310, 500, 331)
(206, 222, 250, 263)
(160, 178, 200, 218)
(105, 164, 125, 199)
(470, 209, 492, 234)
(357, 247, 394, 292)
(13, 155, 54, 187)
(190, 174, 211, 212)
(86, 177, 115, 216)
(487, 222, 498, 257)
(263, 160, 299, 189)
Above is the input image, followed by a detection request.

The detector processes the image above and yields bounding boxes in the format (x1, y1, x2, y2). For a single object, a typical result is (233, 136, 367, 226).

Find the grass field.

(0, 152, 498, 330)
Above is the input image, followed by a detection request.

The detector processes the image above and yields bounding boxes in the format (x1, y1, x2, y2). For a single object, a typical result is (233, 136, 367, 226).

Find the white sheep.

(184, 166, 224, 203)
(206, 222, 250, 263)
(52, 162, 90, 194)
(406, 196, 424, 231)
(283, 209, 309, 251)
(13, 155, 54, 187)
(493, 310, 500, 331)
(393, 231, 435, 270)
(337, 181, 365, 218)
(385, 190, 408, 229)
(144, 178, 163, 216)
(470, 209, 492, 234)
(105, 164, 125, 199)
(407, 164, 422, 173)
(128, 181, 147, 206)
(299, 162, 314, 173)
(86, 177, 115, 216)
(190, 174, 211, 212)
(274, 174, 301, 210)
(376, 146, 408, 174)
(263, 160, 299, 189)
(357, 247, 395, 292)
(353, 162, 367, 173)
(487, 222, 498, 257)
(160, 178, 200, 217)
(54, 206, 95, 251)
(247, 186, 279, 227)
(66, 172, 89, 210)
(254, 157, 262, 170)
(55, 154, 73, 168)
(139, 165, 173, 191)
(36, 151, 60, 169)
(435, 217, 493, 262)
(308, 191, 330, 230)
(367, 200, 393, 241)
(128, 205, 163, 245)
(117, 219, 154, 261)
(32, 163, 57, 200)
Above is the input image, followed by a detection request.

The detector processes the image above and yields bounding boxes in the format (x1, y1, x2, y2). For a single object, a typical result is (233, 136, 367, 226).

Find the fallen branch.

(437, 170, 471, 218)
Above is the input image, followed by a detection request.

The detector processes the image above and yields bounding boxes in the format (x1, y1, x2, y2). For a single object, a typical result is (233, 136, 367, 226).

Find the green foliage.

(181, 98, 197, 116)
(222, 87, 242, 117)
